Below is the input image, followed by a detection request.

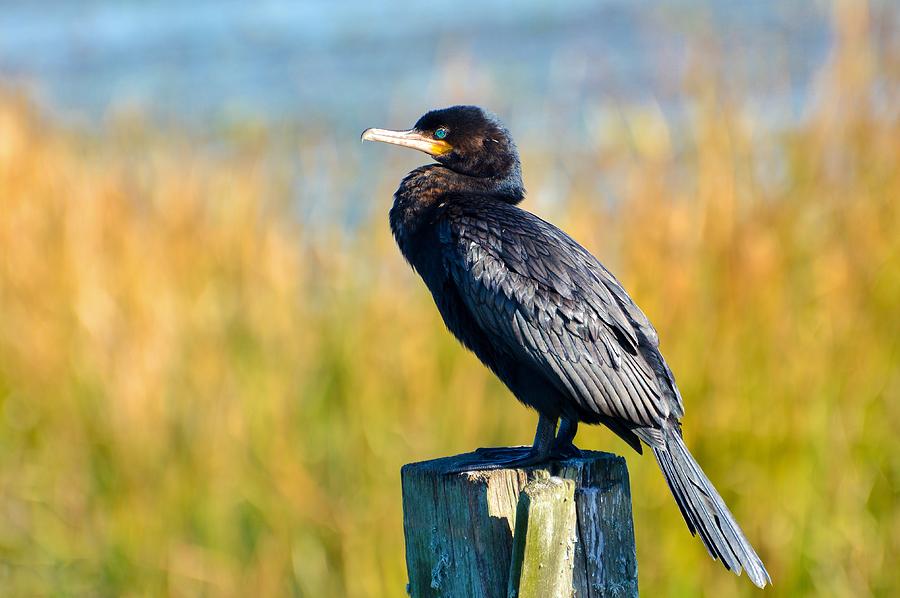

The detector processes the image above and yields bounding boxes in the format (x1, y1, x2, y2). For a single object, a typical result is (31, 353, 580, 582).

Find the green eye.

(434, 128, 448, 140)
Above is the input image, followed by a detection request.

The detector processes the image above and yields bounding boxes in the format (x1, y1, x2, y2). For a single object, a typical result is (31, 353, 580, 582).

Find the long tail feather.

(652, 428, 771, 588)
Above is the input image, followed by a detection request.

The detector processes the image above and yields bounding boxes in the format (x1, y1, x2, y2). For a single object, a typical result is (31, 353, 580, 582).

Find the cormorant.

(362, 105, 770, 588)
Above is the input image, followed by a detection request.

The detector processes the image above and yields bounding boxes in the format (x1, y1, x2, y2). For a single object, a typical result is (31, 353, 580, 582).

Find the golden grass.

(1, 7, 898, 597)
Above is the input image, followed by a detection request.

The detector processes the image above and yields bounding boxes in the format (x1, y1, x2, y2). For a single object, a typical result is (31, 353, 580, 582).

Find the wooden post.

(401, 450, 638, 598)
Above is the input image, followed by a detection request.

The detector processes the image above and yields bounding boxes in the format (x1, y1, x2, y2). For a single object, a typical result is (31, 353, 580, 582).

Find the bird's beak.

(360, 128, 452, 157)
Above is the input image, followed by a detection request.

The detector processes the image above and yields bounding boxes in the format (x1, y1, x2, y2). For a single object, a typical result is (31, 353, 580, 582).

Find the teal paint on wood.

(400, 450, 637, 598)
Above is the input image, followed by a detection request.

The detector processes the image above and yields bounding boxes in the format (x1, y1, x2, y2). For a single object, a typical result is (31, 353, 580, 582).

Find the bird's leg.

(551, 418, 582, 459)
(448, 414, 557, 473)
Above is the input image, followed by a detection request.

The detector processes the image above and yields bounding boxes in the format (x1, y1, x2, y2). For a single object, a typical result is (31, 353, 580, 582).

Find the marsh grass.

(1, 6, 899, 596)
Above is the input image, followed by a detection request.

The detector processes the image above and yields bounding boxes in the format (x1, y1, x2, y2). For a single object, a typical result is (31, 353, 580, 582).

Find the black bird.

(362, 105, 770, 588)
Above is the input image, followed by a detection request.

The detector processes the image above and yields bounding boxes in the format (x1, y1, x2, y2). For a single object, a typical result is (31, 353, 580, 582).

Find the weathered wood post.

(401, 450, 638, 598)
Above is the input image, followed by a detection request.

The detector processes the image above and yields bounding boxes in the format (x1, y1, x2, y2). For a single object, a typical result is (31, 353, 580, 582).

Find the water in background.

(0, 0, 833, 138)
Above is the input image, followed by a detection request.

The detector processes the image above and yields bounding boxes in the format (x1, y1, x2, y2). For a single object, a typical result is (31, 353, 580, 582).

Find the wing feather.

(439, 199, 681, 431)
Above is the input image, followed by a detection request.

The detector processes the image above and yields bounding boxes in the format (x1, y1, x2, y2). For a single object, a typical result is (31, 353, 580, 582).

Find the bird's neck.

(396, 163, 524, 207)
(389, 164, 524, 259)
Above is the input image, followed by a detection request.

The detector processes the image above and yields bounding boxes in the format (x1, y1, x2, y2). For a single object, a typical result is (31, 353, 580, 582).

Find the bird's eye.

(434, 127, 449, 140)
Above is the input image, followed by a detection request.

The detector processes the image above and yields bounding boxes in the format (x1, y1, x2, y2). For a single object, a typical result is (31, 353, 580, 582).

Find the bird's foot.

(473, 446, 531, 460)
(549, 441, 582, 460)
(445, 447, 551, 473)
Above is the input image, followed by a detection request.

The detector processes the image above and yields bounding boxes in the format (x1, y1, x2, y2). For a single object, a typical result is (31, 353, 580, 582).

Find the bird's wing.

(438, 199, 683, 430)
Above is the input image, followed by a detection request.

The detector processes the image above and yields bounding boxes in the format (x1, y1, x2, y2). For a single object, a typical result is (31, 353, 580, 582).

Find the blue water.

(0, 0, 834, 135)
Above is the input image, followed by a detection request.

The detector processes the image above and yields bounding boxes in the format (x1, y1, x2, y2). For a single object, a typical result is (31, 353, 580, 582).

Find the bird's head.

(362, 105, 520, 180)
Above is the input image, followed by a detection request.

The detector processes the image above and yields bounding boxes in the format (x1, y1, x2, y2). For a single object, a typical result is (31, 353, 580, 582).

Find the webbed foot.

(445, 448, 552, 473)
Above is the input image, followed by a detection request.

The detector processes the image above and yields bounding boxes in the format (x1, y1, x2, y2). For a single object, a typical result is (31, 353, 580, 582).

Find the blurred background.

(0, 0, 898, 596)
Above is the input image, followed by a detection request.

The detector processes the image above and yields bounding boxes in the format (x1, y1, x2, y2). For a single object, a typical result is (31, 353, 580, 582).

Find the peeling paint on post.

(401, 450, 637, 598)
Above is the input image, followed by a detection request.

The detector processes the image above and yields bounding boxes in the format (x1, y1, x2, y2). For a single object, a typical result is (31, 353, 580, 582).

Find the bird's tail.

(652, 427, 771, 588)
